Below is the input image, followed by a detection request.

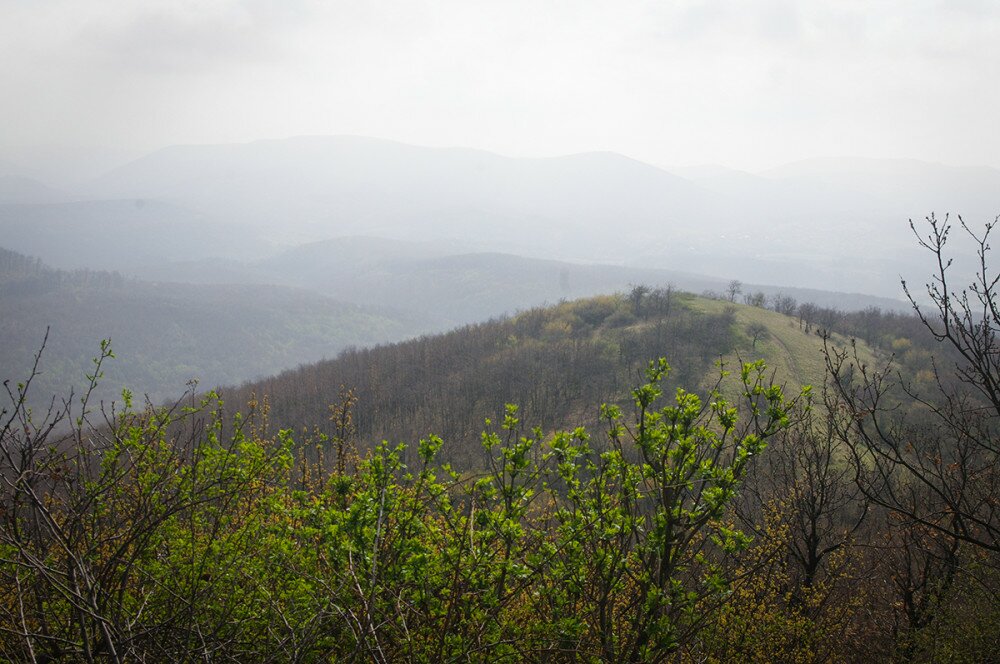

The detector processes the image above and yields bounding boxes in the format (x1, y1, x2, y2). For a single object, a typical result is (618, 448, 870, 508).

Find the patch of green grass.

(689, 297, 879, 397)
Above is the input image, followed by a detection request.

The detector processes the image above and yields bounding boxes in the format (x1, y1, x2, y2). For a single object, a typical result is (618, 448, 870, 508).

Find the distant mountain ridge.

(92, 135, 719, 263)
(4, 135, 995, 301)
(259, 236, 913, 320)
(87, 135, 998, 297)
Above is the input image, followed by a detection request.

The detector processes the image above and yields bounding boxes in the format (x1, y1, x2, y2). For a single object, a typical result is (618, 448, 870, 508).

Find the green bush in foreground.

(0, 342, 792, 662)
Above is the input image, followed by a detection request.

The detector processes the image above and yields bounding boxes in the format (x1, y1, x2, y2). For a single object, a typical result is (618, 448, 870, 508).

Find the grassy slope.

(689, 297, 878, 396)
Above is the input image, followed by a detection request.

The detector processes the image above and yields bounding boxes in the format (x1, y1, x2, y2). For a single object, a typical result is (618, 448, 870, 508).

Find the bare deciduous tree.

(825, 214, 1000, 554)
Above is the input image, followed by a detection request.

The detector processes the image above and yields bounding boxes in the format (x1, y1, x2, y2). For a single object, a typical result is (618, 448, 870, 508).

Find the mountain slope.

(0, 248, 424, 407)
(221, 291, 877, 468)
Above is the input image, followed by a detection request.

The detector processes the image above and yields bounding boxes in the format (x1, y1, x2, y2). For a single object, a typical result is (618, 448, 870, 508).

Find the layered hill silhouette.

(4, 136, 993, 299)
(134, 236, 910, 329)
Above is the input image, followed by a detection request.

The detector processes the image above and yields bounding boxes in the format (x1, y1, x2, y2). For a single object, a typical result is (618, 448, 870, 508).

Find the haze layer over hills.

(3, 136, 997, 299)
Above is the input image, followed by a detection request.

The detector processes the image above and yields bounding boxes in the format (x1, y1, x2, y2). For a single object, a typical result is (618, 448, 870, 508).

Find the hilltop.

(221, 289, 881, 468)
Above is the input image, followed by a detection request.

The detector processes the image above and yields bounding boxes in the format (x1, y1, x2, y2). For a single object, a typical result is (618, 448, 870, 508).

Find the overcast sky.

(2, 0, 999, 173)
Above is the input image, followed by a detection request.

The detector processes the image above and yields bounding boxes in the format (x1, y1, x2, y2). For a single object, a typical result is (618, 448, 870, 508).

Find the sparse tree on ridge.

(727, 279, 743, 302)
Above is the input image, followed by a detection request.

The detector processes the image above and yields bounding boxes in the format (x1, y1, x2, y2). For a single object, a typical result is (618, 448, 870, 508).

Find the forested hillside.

(222, 287, 885, 468)
(225, 290, 730, 468)
(0, 248, 423, 406)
